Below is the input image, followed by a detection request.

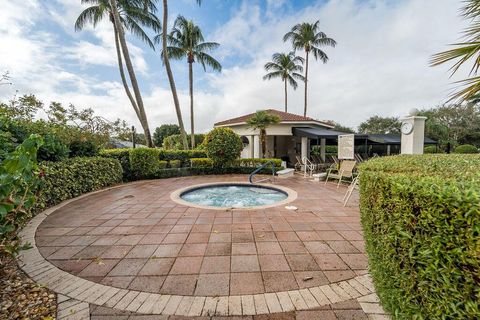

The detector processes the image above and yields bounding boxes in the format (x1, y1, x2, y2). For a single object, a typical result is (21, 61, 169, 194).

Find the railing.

(249, 160, 276, 184)
(302, 156, 316, 177)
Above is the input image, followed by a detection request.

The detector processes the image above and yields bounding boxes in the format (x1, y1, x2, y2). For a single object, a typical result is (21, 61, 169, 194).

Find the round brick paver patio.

(18, 175, 388, 319)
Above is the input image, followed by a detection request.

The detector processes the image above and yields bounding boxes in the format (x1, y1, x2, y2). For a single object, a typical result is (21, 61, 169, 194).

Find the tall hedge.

(129, 148, 160, 180)
(37, 157, 122, 211)
(359, 155, 480, 319)
(99, 148, 131, 180)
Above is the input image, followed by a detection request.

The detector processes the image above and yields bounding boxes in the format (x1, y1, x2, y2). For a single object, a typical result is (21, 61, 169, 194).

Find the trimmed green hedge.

(235, 158, 282, 168)
(99, 148, 131, 180)
(129, 148, 160, 180)
(191, 158, 214, 168)
(37, 157, 122, 211)
(359, 155, 480, 319)
(454, 144, 478, 154)
(158, 149, 207, 166)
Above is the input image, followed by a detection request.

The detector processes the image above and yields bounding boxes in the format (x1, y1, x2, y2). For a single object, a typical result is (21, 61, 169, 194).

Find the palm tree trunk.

(162, 0, 189, 150)
(109, 0, 153, 147)
(189, 61, 195, 148)
(284, 79, 288, 113)
(304, 50, 309, 117)
(113, 26, 141, 120)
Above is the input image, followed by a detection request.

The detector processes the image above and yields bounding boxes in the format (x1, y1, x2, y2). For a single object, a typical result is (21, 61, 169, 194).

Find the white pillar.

(249, 135, 255, 158)
(401, 112, 427, 154)
(320, 138, 326, 161)
(253, 135, 260, 158)
(387, 145, 391, 156)
(301, 137, 308, 160)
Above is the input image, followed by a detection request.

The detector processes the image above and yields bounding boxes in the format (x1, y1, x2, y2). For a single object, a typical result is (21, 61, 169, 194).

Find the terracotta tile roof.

(214, 109, 333, 127)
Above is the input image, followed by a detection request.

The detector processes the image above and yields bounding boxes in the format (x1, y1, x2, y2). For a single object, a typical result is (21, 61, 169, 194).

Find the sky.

(0, 0, 471, 133)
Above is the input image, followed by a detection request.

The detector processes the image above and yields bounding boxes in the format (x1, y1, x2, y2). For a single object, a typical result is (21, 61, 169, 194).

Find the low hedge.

(454, 144, 478, 154)
(169, 159, 181, 168)
(99, 149, 132, 180)
(359, 155, 480, 319)
(235, 158, 282, 168)
(191, 158, 214, 168)
(158, 149, 207, 166)
(37, 157, 123, 211)
(129, 148, 160, 179)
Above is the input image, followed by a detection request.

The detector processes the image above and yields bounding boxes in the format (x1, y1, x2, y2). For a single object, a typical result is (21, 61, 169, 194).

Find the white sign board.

(338, 134, 355, 160)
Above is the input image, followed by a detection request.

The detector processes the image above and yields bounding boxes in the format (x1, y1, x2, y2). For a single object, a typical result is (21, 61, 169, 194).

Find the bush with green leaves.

(203, 128, 243, 167)
(158, 149, 207, 166)
(37, 157, 122, 211)
(454, 144, 478, 154)
(163, 133, 205, 150)
(359, 155, 480, 319)
(129, 148, 161, 179)
(37, 134, 69, 162)
(0, 135, 43, 259)
(235, 158, 282, 169)
(190, 158, 214, 168)
(169, 160, 181, 168)
(69, 140, 99, 157)
(159, 160, 168, 169)
(99, 149, 131, 180)
(424, 145, 443, 154)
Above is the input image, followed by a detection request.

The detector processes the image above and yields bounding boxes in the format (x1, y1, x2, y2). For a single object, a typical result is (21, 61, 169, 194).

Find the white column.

(253, 135, 260, 158)
(401, 115, 427, 154)
(249, 135, 255, 158)
(387, 145, 391, 156)
(301, 137, 308, 160)
(320, 138, 326, 161)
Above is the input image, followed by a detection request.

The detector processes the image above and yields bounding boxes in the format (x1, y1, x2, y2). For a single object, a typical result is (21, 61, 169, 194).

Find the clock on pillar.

(400, 109, 427, 154)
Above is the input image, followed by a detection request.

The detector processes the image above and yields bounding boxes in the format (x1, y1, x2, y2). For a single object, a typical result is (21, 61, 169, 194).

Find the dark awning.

(292, 128, 437, 145)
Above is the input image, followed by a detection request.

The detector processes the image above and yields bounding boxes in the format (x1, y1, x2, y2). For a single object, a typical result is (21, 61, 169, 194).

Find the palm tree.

(431, 0, 480, 102)
(263, 52, 304, 113)
(246, 111, 281, 158)
(283, 21, 336, 117)
(158, 16, 221, 148)
(75, 0, 160, 147)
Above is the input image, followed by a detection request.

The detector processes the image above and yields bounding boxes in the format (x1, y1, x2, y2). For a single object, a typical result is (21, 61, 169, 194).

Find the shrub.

(234, 158, 282, 169)
(190, 158, 213, 168)
(69, 140, 99, 157)
(99, 149, 132, 180)
(158, 149, 207, 166)
(424, 145, 442, 154)
(454, 144, 478, 154)
(37, 134, 69, 162)
(0, 135, 43, 258)
(129, 148, 160, 179)
(169, 160, 181, 168)
(359, 155, 480, 319)
(159, 160, 168, 169)
(37, 157, 122, 211)
(203, 128, 243, 167)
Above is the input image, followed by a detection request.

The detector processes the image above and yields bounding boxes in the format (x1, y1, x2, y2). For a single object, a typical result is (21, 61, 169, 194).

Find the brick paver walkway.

(19, 175, 389, 319)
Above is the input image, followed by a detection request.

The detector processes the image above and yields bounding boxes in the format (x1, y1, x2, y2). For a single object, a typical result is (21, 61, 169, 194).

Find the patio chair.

(324, 160, 357, 189)
(294, 155, 304, 171)
(312, 155, 330, 171)
(354, 153, 364, 163)
(343, 176, 359, 206)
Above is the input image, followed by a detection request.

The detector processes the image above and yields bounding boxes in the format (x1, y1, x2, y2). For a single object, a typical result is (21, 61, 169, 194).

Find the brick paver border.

(18, 181, 389, 318)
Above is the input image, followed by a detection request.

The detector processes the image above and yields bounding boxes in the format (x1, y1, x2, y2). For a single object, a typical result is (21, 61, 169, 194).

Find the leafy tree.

(75, 0, 161, 147)
(283, 20, 336, 116)
(163, 133, 204, 150)
(431, 0, 480, 102)
(358, 116, 401, 134)
(0, 94, 44, 121)
(263, 52, 304, 112)
(246, 111, 281, 158)
(158, 15, 221, 148)
(324, 120, 355, 133)
(203, 128, 243, 167)
(153, 124, 180, 146)
(420, 103, 480, 148)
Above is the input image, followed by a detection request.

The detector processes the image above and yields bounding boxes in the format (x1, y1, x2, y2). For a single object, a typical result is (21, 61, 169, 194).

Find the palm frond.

(163, 46, 187, 61)
(311, 47, 329, 63)
(263, 70, 284, 80)
(125, 16, 155, 49)
(196, 52, 222, 71)
(75, 6, 105, 31)
(431, 42, 480, 75)
(195, 41, 220, 52)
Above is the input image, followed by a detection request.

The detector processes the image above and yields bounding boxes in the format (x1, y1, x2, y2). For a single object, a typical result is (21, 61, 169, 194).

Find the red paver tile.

(254, 232, 277, 242)
(191, 225, 212, 233)
(209, 232, 232, 243)
(338, 230, 363, 241)
(92, 235, 121, 246)
(170, 225, 193, 233)
(262, 271, 298, 292)
(78, 259, 119, 277)
(304, 241, 334, 254)
(313, 254, 350, 270)
(231, 255, 260, 272)
(296, 310, 337, 320)
(162, 233, 188, 244)
(50, 260, 91, 275)
(296, 231, 321, 241)
(170, 256, 203, 274)
(48, 246, 85, 260)
(179, 243, 207, 256)
(279, 242, 308, 254)
(108, 259, 147, 276)
(138, 233, 167, 245)
(152, 244, 182, 258)
(334, 310, 368, 319)
(327, 241, 360, 254)
(232, 243, 257, 255)
(256, 242, 283, 255)
(128, 276, 165, 293)
(317, 231, 345, 241)
(100, 246, 132, 259)
(101, 276, 134, 289)
(285, 254, 320, 271)
(232, 232, 255, 243)
(258, 255, 290, 272)
(115, 234, 144, 245)
(339, 254, 369, 270)
(125, 245, 158, 258)
(275, 232, 300, 242)
(185, 233, 210, 243)
(138, 258, 175, 275)
(293, 271, 329, 288)
(205, 243, 231, 256)
(230, 272, 264, 295)
(323, 270, 356, 283)
(160, 275, 198, 295)
(195, 273, 230, 296)
(200, 256, 230, 274)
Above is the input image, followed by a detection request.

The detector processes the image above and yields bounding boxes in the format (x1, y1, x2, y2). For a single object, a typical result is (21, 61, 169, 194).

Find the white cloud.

(0, 0, 473, 135)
